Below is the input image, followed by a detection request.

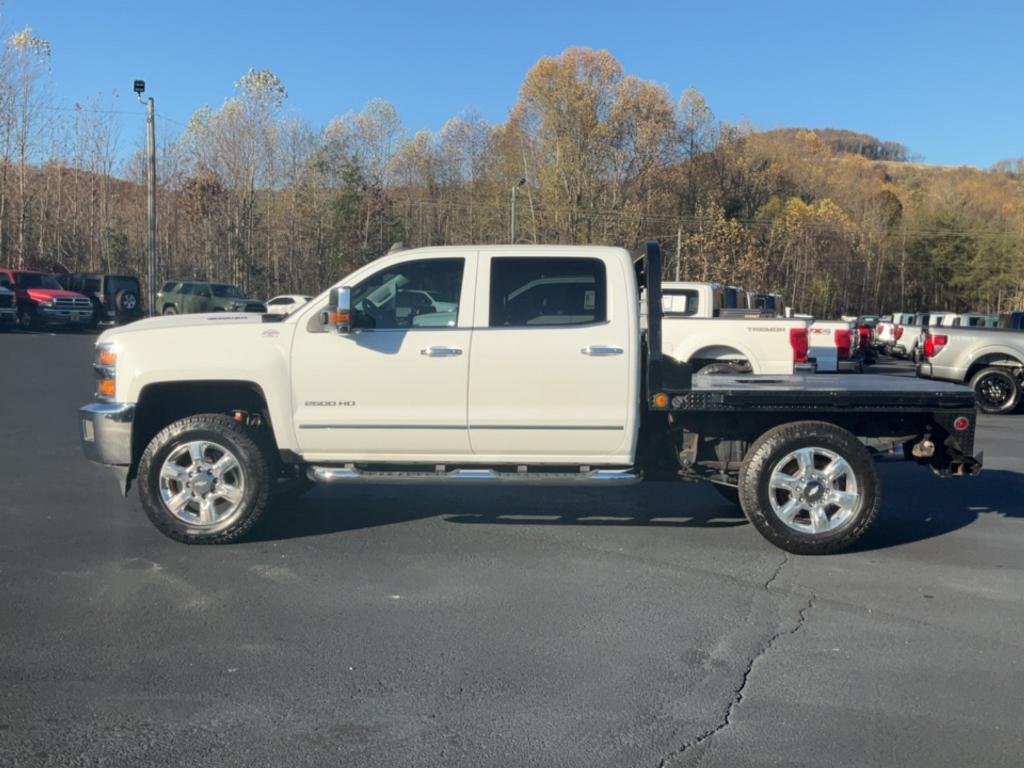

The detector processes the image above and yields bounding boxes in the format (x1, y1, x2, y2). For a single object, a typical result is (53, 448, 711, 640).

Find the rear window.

(489, 257, 606, 327)
(662, 288, 699, 316)
(105, 276, 139, 294)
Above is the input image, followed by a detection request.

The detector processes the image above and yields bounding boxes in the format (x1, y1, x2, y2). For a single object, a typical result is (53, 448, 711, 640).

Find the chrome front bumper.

(80, 402, 134, 466)
(40, 306, 93, 324)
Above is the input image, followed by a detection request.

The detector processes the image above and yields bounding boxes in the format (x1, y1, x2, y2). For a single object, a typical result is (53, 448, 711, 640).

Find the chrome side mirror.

(324, 286, 352, 334)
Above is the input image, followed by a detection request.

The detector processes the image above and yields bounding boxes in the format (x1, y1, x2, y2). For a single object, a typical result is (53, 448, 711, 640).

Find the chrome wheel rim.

(159, 440, 245, 526)
(768, 446, 859, 535)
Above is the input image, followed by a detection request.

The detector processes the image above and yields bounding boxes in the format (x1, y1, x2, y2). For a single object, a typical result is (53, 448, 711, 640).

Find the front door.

(467, 254, 636, 463)
(291, 255, 474, 461)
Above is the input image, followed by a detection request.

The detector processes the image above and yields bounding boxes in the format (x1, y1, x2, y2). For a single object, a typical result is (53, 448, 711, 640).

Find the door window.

(489, 257, 606, 327)
(350, 258, 464, 330)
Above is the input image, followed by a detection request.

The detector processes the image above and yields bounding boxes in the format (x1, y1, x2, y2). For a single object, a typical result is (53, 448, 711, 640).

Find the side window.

(198, 285, 213, 298)
(0, 273, 11, 289)
(180, 283, 195, 295)
(662, 288, 699, 316)
(489, 257, 606, 327)
(350, 258, 464, 330)
(268, 297, 291, 306)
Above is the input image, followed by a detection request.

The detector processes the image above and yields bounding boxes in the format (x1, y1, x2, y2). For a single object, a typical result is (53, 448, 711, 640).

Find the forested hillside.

(2, 35, 1023, 316)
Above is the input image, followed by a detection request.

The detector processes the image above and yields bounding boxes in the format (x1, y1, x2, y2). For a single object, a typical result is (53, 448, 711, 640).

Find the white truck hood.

(98, 312, 270, 340)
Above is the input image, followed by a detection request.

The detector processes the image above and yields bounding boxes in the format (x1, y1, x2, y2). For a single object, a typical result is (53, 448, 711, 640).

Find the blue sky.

(9, 0, 1022, 168)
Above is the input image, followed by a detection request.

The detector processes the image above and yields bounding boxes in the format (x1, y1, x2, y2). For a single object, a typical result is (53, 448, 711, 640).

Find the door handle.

(420, 346, 463, 357)
(581, 345, 624, 356)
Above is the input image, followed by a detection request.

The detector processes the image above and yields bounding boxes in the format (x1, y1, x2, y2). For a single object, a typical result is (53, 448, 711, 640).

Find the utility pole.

(135, 80, 157, 316)
(510, 178, 525, 244)
(675, 226, 682, 281)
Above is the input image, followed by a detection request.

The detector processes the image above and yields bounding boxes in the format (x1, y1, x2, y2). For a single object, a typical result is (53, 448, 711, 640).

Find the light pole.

(510, 178, 526, 243)
(135, 79, 157, 317)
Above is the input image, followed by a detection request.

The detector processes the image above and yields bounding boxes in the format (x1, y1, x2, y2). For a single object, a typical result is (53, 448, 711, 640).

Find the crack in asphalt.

(657, 553, 817, 768)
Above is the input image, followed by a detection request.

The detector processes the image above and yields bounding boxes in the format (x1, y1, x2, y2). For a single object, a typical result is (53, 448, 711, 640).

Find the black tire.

(969, 367, 1021, 415)
(697, 361, 751, 376)
(711, 483, 740, 506)
(738, 420, 880, 555)
(162, 304, 177, 315)
(137, 414, 271, 544)
(17, 308, 37, 330)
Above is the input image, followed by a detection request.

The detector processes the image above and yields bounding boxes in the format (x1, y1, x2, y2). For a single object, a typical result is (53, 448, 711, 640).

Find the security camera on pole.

(134, 79, 157, 317)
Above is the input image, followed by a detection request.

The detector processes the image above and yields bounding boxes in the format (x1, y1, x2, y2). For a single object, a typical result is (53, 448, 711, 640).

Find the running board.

(308, 465, 642, 485)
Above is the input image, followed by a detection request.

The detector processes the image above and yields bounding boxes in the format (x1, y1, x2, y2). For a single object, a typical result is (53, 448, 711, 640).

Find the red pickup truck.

(0, 269, 94, 330)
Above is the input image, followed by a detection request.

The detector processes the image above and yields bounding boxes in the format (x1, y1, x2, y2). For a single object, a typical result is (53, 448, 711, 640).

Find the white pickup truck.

(660, 281, 808, 374)
(79, 243, 982, 555)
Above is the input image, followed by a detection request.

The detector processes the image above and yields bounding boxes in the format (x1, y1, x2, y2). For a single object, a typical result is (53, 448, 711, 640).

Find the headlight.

(94, 342, 118, 400)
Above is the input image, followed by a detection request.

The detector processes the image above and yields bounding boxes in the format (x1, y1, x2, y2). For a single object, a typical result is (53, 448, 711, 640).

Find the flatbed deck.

(668, 373, 976, 412)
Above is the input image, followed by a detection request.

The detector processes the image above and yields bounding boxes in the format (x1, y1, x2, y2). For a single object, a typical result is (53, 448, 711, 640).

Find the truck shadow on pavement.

(251, 466, 1024, 552)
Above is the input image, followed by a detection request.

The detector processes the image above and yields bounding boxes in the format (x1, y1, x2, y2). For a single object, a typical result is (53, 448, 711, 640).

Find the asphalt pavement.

(1, 331, 1022, 767)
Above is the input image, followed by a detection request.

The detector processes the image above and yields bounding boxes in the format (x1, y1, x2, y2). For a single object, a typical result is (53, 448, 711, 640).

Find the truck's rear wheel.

(969, 367, 1020, 414)
(137, 414, 271, 544)
(738, 421, 879, 555)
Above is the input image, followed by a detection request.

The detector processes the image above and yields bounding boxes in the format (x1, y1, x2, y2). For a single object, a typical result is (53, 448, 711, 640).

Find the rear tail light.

(834, 329, 852, 360)
(953, 416, 970, 431)
(895, 326, 904, 341)
(923, 332, 948, 358)
(858, 327, 870, 349)
(877, 324, 886, 335)
(790, 327, 809, 364)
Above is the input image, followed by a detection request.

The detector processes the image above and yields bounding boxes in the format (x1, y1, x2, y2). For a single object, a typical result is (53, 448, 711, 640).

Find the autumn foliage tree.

(1, 34, 1022, 316)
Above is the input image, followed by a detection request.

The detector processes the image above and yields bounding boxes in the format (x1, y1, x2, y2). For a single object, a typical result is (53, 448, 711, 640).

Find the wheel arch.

(682, 344, 758, 373)
(130, 380, 277, 482)
(965, 351, 1023, 383)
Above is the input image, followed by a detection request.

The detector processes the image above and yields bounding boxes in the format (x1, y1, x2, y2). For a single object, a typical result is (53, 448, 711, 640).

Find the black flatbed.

(667, 373, 976, 412)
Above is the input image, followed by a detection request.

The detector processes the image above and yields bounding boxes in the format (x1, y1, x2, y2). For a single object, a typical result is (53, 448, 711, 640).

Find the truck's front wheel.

(137, 414, 271, 544)
(738, 421, 879, 555)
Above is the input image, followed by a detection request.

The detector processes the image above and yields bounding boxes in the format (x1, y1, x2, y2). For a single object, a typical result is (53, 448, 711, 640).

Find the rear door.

(467, 253, 635, 463)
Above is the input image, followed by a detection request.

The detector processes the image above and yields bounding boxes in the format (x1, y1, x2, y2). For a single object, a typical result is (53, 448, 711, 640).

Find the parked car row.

(861, 309, 1024, 415)
(0, 265, 316, 332)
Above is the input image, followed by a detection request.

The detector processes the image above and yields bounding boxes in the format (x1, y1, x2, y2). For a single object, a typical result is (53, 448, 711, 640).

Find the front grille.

(0, 294, 13, 309)
(53, 296, 93, 310)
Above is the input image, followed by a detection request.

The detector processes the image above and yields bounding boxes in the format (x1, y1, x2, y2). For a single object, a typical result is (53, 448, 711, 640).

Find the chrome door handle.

(420, 346, 463, 357)
(581, 345, 624, 356)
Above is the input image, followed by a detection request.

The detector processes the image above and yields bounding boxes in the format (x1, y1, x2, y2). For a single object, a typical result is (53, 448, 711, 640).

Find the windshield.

(211, 284, 246, 299)
(15, 273, 62, 290)
(106, 277, 139, 294)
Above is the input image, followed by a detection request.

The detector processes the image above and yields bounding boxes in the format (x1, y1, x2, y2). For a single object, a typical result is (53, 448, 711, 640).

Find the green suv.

(157, 281, 267, 315)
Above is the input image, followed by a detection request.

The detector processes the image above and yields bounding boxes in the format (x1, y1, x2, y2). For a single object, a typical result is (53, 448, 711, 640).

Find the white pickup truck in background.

(660, 281, 809, 374)
(802, 318, 860, 373)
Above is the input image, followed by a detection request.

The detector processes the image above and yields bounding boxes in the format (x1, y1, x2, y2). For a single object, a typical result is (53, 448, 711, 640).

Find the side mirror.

(325, 286, 353, 334)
